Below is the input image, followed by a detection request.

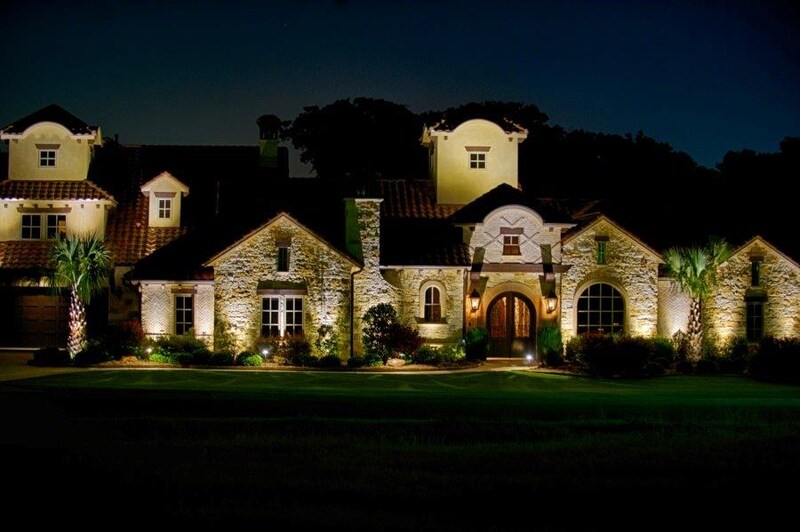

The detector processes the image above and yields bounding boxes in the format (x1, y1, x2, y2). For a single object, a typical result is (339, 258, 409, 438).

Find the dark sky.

(2, 0, 798, 174)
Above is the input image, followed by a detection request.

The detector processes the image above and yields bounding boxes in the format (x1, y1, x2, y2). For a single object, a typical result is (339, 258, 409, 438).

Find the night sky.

(2, 0, 798, 174)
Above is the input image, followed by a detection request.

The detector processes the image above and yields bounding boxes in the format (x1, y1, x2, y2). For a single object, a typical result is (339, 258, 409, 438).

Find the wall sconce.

(545, 291, 558, 314)
(469, 289, 481, 312)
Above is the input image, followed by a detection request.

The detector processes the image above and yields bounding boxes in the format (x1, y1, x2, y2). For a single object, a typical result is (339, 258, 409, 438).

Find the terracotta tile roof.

(449, 183, 574, 224)
(0, 179, 115, 202)
(0, 241, 54, 270)
(1, 104, 98, 136)
(377, 179, 461, 219)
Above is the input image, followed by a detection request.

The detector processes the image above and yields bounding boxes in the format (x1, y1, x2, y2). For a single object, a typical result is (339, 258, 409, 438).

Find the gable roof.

(0, 179, 115, 202)
(1, 104, 98, 136)
(449, 183, 574, 224)
(726, 235, 800, 271)
(140, 171, 190, 195)
(562, 213, 664, 262)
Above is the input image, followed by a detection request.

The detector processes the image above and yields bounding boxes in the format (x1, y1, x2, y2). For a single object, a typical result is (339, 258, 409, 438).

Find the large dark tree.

(286, 97, 426, 182)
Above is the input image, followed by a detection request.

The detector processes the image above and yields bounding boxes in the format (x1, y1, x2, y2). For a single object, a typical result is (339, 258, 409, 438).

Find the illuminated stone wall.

(210, 214, 355, 355)
(139, 282, 214, 344)
(657, 278, 691, 338)
(385, 268, 466, 343)
(348, 198, 399, 356)
(561, 218, 660, 341)
(706, 238, 800, 344)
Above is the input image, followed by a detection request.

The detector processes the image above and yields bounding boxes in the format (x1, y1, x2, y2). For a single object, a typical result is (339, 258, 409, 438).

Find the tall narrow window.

(39, 149, 56, 167)
(596, 241, 606, 264)
(277, 246, 290, 272)
(46, 214, 66, 239)
(175, 294, 194, 335)
(21, 214, 41, 239)
(503, 235, 521, 255)
(158, 199, 172, 219)
(424, 287, 442, 322)
(746, 301, 764, 342)
(261, 297, 280, 337)
(751, 260, 761, 287)
(469, 152, 486, 169)
(285, 297, 304, 335)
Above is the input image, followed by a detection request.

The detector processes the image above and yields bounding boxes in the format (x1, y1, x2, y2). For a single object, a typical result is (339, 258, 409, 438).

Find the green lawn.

(3, 370, 799, 530)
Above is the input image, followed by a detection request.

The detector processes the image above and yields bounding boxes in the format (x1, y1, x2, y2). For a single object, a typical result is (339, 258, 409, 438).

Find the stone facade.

(706, 237, 800, 344)
(386, 267, 466, 343)
(561, 217, 661, 341)
(347, 198, 399, 355)
(140, 282, 214, 343)
(657, 278, 691, 338)
(208, 214, 358, 355)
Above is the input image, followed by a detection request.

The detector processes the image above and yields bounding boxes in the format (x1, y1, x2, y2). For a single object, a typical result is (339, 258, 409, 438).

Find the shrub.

(389, 322, 423, 360)
(719, 336, 750, 374)
(464, 327, 489, 361)
(74, 340, 114, 366)
(412, 343, 466, 365)
(152, 334, 208, 362)
(363, 352, 384, 367)
(209, 350, 235, 366)
(318, 354, 342, 368)
(283, 334, 315, 366)
(191, 348, 213, 365)
(362, 303, 398, 364)
(99, 319, 144, 359)
(695, 358, 719, 375)
(650, 336, 677, 365)
(572, 334, 671, 378)
(537, 324, 563, 367)
(150, 353, 176, 364)
(315, 324, 340, 358)
(564, 336, 582, 362)
(347, 355, 366, 368)
(748, 336, 800, 383)
(675, 360, 694, 374)
(672, 330, 691, 361)
(236, 351, 263, 367)
(29, 347, 71, 367)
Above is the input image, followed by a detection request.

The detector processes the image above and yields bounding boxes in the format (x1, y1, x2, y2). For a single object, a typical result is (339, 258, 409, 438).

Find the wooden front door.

(487, 292, 535, 357)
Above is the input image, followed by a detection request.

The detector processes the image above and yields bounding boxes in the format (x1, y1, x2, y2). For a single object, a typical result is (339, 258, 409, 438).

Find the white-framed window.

(38, 149, 57, 167)
(158, 199, 172, 219)
(21, 214, 42, 239)
(175, 294, 194, 335)
(469, 152, 486, 169)
(576, 282, 625, 335)
(21, 214, 68, 240)
(46, 214, 66, 239)
(261, 295, 304, 337)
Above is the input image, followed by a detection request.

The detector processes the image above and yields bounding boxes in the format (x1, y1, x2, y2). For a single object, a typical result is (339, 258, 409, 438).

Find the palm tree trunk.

(687, 297, 703, 362)
(67, 286, 87, 358)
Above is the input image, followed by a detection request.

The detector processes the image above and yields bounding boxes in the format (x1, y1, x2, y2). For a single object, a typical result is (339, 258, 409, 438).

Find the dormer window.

(39, 149, 57, 167)
(500, 227, 523, 256)
(158, 199, 172, 219)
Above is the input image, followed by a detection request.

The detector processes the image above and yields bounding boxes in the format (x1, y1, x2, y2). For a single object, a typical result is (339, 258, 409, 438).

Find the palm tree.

(663, 236, 731, 361)
(51, 234, 111, 358)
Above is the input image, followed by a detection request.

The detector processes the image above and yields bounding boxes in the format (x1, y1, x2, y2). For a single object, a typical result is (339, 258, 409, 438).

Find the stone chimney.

(257, 114, 282, 169)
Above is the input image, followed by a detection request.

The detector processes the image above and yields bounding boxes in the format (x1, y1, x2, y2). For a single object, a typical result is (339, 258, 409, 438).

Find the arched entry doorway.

(487, 292, 535, 357)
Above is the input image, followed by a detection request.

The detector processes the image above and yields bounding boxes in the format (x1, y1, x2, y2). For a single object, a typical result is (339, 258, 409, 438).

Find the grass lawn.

(2, 370, 799, 530)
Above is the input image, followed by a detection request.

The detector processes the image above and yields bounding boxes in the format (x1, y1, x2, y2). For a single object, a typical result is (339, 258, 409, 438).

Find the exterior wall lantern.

(469, 289, 481, 312)
(545, 291, 558, 314)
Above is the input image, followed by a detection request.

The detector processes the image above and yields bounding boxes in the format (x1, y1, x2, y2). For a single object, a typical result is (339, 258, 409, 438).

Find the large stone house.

(2, 105, 798, 356)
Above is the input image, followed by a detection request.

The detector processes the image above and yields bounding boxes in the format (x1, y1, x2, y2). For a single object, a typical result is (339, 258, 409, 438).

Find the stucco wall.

(139, 282, 214, 344)
(706, 239, 800, 343)
(561, 219, 660, 340)
(211, 215, 355, 355)
(388, 267, 466, 343)
(7, 123, 95, 181)
(428, 119, 525, 205)
(0, 200, 110, 240)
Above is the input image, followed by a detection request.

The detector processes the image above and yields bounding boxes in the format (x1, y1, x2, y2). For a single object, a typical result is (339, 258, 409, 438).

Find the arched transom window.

(576, 283, 625, 334)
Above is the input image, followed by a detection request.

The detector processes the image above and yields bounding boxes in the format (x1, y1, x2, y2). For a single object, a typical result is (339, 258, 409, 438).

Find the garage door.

(16, 294, 68, 348)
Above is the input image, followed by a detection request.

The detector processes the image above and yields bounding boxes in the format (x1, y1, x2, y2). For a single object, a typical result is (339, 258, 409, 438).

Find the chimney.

(257, 114, 282, 170)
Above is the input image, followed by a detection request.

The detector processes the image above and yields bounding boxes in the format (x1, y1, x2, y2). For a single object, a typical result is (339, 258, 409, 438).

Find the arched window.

(577, 283, 625, 334)
(424, 286, 442, 322)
